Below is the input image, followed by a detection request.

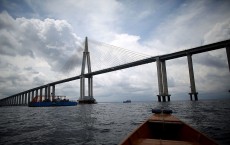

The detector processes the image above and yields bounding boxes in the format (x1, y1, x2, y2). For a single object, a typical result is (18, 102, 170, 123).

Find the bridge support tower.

(156, 57, 171, 102)
(78, 37, 96, 104)
(187, 54, 198, 101)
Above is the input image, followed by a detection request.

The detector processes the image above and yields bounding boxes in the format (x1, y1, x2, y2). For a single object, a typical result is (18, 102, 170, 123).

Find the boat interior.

(119, 113, 217, 145)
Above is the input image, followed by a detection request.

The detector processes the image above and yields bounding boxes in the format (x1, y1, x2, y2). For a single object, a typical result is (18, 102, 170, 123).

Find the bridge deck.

(3, 39, 230, 99)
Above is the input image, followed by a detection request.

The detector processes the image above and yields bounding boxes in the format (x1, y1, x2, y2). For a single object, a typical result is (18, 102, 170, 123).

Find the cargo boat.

(28, 96, 77, 107)
(119, 109, 218, 145)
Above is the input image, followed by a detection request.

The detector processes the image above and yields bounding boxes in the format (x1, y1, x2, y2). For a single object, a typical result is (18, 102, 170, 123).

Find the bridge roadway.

(7, 39, 230, 97)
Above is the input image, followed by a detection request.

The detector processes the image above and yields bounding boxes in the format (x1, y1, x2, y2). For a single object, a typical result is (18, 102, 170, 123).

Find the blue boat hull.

(28, 102, 77, 107)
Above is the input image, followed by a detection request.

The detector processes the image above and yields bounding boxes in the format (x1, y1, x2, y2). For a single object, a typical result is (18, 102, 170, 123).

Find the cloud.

(0, 11, 83, 71)
(0, 11, 84, 98)
(22, 0, 123, 41)
(145, 0, 230, 53)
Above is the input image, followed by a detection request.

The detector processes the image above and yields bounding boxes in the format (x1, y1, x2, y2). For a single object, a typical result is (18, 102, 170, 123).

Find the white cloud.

(25, 0, 123, 41)
(0, 11, 83, 97)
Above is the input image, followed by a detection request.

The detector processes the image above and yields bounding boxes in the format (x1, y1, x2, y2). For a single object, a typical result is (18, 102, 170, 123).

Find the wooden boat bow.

(119, 110, 218, 145)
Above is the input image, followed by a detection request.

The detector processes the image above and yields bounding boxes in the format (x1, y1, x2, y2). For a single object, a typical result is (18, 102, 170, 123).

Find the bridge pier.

(32, 90, 34, 102)
(187, 54, 198, 101)
(28, 92, 31, 104)
(8, 97, 11, 106)
(45, 87, 47, 100)
(35, 89, 38, 100)
(40, 88, 43, 102)
(80, 76, 85, 99)
(156, 57, 171, 102)
(51, 85, 55, 101)
(20, 93, 24, 105)
(23, 92, 27, 105)
(19, 94, 21, 105)
(226, 47, 230, 72)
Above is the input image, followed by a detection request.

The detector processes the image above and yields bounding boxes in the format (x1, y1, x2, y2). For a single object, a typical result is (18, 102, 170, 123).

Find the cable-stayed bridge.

(0, 38, 230, 106)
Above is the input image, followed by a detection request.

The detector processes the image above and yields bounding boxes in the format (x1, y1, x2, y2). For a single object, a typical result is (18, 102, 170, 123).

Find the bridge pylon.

(156, 57, 171, 102)
(187, 53, 198, 101)
(78, 37, 96, 104)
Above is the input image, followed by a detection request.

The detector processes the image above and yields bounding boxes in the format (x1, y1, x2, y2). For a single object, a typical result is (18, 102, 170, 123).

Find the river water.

(0, 99, 230, 145)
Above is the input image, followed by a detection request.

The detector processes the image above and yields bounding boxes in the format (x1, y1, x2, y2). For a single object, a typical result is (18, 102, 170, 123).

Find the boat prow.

(119, 109, 218, 145)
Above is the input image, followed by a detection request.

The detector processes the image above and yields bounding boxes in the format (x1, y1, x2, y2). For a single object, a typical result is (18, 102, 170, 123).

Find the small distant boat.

(123, 100, 131, 103)
(28, 96, 77, 107)
(119, 109, 218, 145)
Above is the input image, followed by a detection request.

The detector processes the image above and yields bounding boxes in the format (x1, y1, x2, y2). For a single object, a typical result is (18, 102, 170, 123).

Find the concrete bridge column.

(32, 91, 35, 102)
(11, 96, 14, 106)
(12, 96, 14, 106)
(36, 89, 38, 99)
(17, 94, 20, 105)
(5, 99, 9, 106)
(28, 92, 31, 103)
(156, 57, 163, 102)
(226, 47, 230, 72)
(9, 98, 11, 105)
(9, 97, 12, 106)
(19, 94, 22, 105)
(88, 76, 93, 97)
(12, 97, 15, 105)
(47, 85, 51, 101)
(21, 94, 24, 105)
(18, 94, 22, 106)
(18, 94, 21, 105)
(20, 94, 23, 105)
(187, 54, 198, 101)
(90, 77, 93, 97)
(11, 97, 14, 105)
(22, 94, 24, 105)
(23, 93, 26, 105)
(7, 97, 10, 106)
(80, 76, 85, 99)
(156, 57, 170, 102)
(45, 87, 47, 100)
(15, 96, 17, 105)
(8, 97, 11, 106)
(40, 88, 43, 102)
(52, 85, 55, 101)
(8, 98, 10, 106)
(161, 60, 171, 101)
(24, 93, 27, 105)
(16, 95, 18, 105)
(12, 96, 15, 106)
(14, 96, 16, 105)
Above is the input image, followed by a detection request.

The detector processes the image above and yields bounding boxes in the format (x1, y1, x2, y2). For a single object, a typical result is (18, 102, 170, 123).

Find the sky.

(0, 0, 230, 102)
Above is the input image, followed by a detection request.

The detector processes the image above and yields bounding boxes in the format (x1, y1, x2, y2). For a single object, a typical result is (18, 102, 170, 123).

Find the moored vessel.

(119, 109, 218, 145)
(28, 96, 77, 107)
